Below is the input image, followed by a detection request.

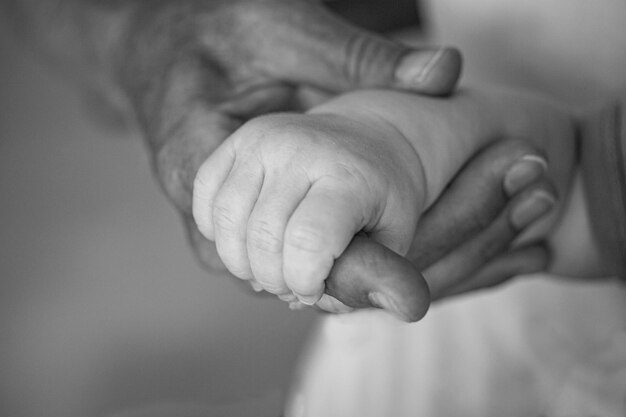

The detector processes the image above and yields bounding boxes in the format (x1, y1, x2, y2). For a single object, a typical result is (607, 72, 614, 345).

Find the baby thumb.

(325, 235, 430, 322)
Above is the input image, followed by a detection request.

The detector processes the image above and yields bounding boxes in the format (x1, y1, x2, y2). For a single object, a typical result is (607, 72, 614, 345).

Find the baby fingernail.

(297, 294, 320, 306)
(511, 190, 556, 230)
(504, 155, 548, 195)
(369, 292, 409, 321)
(278, 293, 297, 303)
(250, 281, 264, 292)
(289, 301, 306, 311)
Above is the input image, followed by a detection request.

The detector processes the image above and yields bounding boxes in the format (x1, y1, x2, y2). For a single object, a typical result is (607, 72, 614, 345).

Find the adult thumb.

(324, 235, 431, 322)
(250, 0, 462, 95)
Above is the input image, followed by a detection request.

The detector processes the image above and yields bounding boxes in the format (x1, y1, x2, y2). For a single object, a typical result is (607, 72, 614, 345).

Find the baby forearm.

(311, 87, 577, 215)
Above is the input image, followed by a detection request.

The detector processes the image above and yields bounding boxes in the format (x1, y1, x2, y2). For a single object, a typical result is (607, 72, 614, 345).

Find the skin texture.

(4, 0, 560, 320)
(325, 141, 554, 321)
(193, 111, 427, 306)
(193, 87, 573, 319)
(113, 0, 463, 274)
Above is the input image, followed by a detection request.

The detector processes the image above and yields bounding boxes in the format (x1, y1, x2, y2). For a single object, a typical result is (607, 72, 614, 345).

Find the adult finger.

(325, 235, 430, 322)
(323, 182, 554, 320)
(424, 181, 557, 299)
(440, 244, 550, 299)
(321, 140, 550, 318)
(409, 140, 548, 269)
(220, 0, 462, 95)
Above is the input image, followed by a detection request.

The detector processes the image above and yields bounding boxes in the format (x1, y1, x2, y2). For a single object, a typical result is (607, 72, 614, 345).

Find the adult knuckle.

(342, 33, 397, 86)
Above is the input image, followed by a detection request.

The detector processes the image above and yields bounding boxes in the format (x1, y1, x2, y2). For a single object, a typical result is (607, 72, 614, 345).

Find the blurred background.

(0, 15, 317, 417)
(3, 0, 625, 415)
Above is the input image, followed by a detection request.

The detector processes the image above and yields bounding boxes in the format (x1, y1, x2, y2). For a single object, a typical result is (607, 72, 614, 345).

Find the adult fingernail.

(395, 48, 459, 89)
(368, 292, 409, 321)
(504, 155, 548, 195)
(511, 190, 556, 230)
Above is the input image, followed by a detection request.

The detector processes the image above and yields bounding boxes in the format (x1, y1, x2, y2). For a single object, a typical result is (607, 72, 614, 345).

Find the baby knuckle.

(247, 220, 283, 254)
(212, 202, 238, 233)
(285, 224, 327, 253)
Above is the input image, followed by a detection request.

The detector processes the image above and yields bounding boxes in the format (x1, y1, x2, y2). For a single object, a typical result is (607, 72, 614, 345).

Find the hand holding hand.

(116, 0, 461, 274)
(192, 112, 425, 306)
(325, 140, 556, 320)
(193, 113, 559, 321)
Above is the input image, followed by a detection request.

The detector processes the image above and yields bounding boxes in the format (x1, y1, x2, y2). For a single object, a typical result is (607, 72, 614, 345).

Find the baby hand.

(192, 112, 425, 306)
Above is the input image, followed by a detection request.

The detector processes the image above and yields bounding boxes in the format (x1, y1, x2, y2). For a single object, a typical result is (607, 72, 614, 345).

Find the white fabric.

(286, 0, 626, 415)
(287, 279, 626, 417)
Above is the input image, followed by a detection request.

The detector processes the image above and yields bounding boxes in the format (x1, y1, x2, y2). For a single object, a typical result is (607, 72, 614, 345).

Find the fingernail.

(511, 190, 556, 230)
(396, 49, 446, 84)
(395, 48, 460, 89)
(504, 155, 548, 195)
(289, 301, 306, 311)
(297, 294, 321, 306)
(368, 292, 409, 321)
(250, 281, 264, 293)
(278, 293, 297, 303)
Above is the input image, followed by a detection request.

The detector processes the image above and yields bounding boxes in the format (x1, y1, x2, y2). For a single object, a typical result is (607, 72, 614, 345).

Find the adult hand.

(3, 0, 553, 320)
(120, 2, 552, 320)
(116, 0, 461, 271)
(325, 140, 554, 321)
